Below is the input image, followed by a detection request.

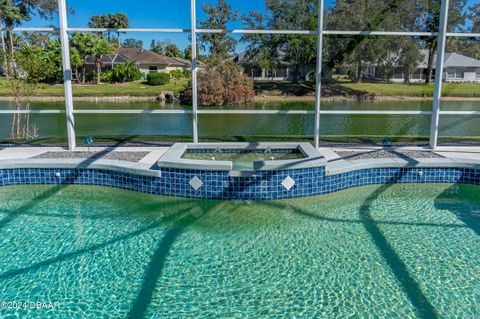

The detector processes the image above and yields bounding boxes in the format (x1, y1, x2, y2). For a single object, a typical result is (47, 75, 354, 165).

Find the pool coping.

(325, 157, 480, 176)
(0, 158, 161, 177)
(1, 157, 480, 178)
(157, 142, 327, 171)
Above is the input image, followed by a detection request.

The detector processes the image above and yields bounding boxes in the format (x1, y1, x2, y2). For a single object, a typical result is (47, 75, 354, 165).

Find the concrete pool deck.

(0, 146, 480, 172)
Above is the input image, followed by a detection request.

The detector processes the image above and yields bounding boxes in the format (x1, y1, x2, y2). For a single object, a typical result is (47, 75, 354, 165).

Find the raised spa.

(158, 143, 326, 173)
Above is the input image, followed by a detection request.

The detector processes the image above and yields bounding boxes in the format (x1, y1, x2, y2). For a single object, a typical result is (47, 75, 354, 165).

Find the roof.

(115, 48, 185, 66)
(85, 53, 129, 65)
(418, 49, 480, 68)
(229, 50, 291, 66)
(173, 57, 191, 65)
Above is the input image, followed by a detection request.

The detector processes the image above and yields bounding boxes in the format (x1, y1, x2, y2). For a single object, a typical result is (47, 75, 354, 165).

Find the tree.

(183, 45, 192, 60)
(122, 38, 143, 48)
(391, 38, 423, 83)
(71, 32, 94, 83)
(150, 39, 167, 54)
(198, 0, 237, 60)
(164, 43, 182, 58)
(471, 3, 480, 33)
(324, 0, 405, 83)
(69, 45, 83, 83)
(242, 0, 318, 82)
(88, 13, 129, 46)
(81, 34, 115, 84)
(419, 0, 467, 83)
(42, 39, 64, 82)
(321, 0, 468, 83)
(0, 43, 57, 140)
(109, 13, 129, 46)
(191, 0, 253, 104)
(1, 0, 59, 53)
(0, 0, 21, 75)
(110, 60, 141, 83)
(181, 61, 254, 105)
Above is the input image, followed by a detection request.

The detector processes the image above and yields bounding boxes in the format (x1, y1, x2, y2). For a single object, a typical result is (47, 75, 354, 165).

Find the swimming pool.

(0, 183, 479, 318)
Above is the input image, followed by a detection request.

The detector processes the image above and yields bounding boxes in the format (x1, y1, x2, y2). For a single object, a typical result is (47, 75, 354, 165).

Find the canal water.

(0, 100, 479, 144)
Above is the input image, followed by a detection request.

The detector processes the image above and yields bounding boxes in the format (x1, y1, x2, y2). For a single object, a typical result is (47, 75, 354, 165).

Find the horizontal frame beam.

(196, 29, 316, 35)
(323, 30, 438, 36)
(73, 109, 192, 114)
(67, 28, 190, 33)
(446, 32, 480, 38)
(1, 27, 58, 32)
(0, 110, 65, 114)
(5, 27, 478, 38)
(2, 109, 478, 115)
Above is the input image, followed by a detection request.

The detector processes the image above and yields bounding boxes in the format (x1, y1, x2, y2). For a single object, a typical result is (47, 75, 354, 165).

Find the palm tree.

(109, 13, 129, 47)
(84, 34, 114, 84)
(88, 13, 129, 47)
(122, 60, 140, 81)
(0, 0, 22, 75)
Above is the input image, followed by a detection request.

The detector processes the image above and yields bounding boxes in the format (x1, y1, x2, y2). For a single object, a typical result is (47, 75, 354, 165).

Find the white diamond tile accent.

(281, 176, 295, 191)
(189, 176, 203, 190)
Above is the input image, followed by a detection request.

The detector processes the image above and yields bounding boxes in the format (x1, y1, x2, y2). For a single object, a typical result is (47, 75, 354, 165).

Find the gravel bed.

(33, 151, 150, 162)
(335, 150, 444, 160)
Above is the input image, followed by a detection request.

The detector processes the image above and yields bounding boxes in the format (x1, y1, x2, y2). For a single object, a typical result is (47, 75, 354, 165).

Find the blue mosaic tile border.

(0, 167, 479, 200)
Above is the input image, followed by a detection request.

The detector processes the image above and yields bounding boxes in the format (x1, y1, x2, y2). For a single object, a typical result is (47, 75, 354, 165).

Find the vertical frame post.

(429, 0, 449, 149)
(314, 0, 325, 148)
(191, 0, 199, 143)
(57, 0, 76, 150)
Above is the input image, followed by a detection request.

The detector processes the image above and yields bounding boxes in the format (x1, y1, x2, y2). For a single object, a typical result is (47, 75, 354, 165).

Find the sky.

(21, 0, 478, 52)
(22, 0, 269, 52)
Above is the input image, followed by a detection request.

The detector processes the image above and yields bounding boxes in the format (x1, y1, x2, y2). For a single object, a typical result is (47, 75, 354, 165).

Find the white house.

(229, 50, 316, 81)
(365, 50, 480, 83)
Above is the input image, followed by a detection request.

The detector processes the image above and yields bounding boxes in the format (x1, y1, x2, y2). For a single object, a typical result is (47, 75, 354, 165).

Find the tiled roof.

(115, 48, 185, 66)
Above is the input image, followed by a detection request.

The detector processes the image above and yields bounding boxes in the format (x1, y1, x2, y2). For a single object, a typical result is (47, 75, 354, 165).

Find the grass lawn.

(255, 80, 480, 98)
(339, 82, 480, 97)
(0, 77, 478, 98)
(0, 78, 188, 97)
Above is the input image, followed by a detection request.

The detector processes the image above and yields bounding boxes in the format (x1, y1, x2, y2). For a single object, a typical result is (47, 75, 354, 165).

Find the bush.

(111, 61, 142, 83)
(100, 70, 114, 83)
(180, 61, 254, 106)
(85, 71, 96, 83)
(169, 69, 183, 80)
(182, 69, 192, 79)
(147, 72, 170, 85)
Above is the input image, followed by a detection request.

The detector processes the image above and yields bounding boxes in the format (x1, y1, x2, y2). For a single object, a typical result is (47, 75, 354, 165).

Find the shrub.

(147, 72, 170, 85)
(111, 61, 141, 83)
(169, 69, 183, 80)
(85, 71, 96, 83)
(180, 61, 254, 106)
(182, 69, 192, 79)
(100, 70, 114, 83)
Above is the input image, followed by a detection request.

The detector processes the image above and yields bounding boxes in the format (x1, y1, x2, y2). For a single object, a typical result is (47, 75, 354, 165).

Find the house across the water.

(85, 48, 188, 75)
(364, 50, 480, 83)
(229, 50, 316, 81)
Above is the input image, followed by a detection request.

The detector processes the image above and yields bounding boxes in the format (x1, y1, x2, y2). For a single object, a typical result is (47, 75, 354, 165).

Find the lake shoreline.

(0, 95, 479, 102)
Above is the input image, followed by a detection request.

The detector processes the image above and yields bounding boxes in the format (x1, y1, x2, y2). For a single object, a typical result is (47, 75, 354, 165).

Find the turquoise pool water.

(0, 183, 479, 318)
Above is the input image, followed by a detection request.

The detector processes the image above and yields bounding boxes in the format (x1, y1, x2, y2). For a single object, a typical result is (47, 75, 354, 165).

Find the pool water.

(0, 183, 479, 318)
(182, 151, 304, 170)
